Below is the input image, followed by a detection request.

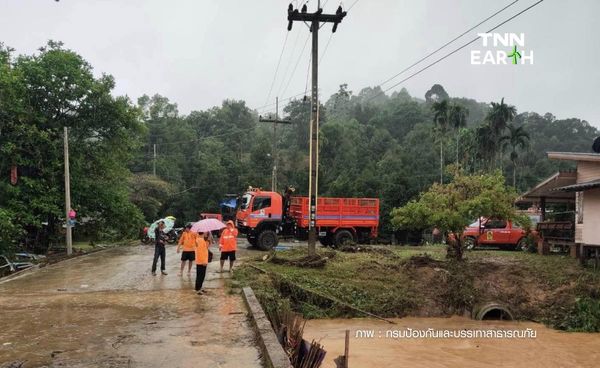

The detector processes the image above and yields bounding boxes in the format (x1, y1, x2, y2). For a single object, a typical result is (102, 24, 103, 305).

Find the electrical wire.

(276, 28, 303, 99)
(280, 33, 312, 101)
(264, 32, 290, 106)
(377, 0, 521, 88)
(366, 0, 545, 103)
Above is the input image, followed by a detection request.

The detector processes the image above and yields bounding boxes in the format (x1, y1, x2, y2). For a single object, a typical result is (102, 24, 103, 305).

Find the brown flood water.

(304, 317, 600, 368)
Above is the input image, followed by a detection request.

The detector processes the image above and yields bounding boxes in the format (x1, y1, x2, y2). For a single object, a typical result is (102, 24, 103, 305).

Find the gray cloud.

(1, 0, 598, 125)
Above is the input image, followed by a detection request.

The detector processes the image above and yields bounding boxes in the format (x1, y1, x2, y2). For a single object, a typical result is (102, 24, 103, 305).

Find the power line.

(264, 32, 290, 106)
(319, 32, 334, 65)
(255, 0, 529, 117)
(280, 33, 311, 101)
(276, 27, 303, 99)
(367, 0, 545, 103)
(347, 0, 360, 11)
(377, 0, 521, 88)
(150, 127, 257, 147)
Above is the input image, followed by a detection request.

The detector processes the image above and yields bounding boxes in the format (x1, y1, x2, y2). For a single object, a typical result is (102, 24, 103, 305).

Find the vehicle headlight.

(243, 221, 247, 226)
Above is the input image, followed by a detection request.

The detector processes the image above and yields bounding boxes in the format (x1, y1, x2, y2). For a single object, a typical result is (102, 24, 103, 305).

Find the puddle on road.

(0, 288, 260, 367)
(304, 316, 600, 368)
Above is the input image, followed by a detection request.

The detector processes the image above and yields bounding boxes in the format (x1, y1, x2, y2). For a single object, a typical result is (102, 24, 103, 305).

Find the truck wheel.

(247, 235, 258, 247)
(464, 237, 477, 250)
(319, 236, 333, 247)
(334, 230, 355, 247)
(257, 230, 278, 251)
(516, 238, 529, 252)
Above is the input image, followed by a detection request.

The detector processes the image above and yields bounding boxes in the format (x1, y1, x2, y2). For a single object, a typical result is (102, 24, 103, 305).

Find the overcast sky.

(1, 0, 599, 125)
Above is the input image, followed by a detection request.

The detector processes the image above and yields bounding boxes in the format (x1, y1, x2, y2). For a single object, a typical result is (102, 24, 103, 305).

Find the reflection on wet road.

(0, 244, 264, 368)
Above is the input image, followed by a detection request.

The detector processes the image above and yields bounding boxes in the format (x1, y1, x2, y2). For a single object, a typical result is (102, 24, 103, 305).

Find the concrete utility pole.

(63, 126, 73, 255)
(259, 97, 292, 193)
(287, 1, 347, 256)
(153, 143, 157, 176)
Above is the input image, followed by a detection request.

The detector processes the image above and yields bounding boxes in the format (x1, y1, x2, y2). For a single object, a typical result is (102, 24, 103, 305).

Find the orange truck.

(236, 187, 379, 250)
(462, 218, 530, 251)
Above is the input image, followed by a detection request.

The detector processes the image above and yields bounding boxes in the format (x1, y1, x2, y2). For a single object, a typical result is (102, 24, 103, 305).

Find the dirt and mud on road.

(0, 243, 266, 368)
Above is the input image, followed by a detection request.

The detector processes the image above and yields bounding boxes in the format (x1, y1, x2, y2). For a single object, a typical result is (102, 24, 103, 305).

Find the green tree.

(0, 42, 145, 248)
(486, 98, 517, 167)
(431, 99, 450, 183)
(448, 103, 469, 165)
(500, 124, 530, 188)
(391, 170, 526, 260)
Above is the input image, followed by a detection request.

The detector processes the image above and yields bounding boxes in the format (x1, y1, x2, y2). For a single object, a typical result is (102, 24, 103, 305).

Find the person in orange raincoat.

(195, 231, 212, 294)
(219, 220, 238, 273)
(176, 223, 196, 276)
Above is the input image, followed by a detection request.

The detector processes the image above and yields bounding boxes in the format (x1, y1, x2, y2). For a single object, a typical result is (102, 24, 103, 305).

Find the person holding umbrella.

(152, 221, 168, 276)
(177, 223, 196, 276)
(219, 220, 238, 273)
(194, 231, 211, 294)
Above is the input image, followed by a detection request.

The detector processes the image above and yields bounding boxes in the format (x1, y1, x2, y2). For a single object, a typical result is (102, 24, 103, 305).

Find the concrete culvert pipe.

(472, 303, 514, 321)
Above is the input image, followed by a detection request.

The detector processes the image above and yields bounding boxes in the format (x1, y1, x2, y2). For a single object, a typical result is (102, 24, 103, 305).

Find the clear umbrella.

(147, 217, 175, 239)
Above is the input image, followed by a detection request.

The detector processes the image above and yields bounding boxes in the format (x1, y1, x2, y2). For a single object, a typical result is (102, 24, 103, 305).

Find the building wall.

(577, 161, 600, 183)
(582, 188, 600, 245)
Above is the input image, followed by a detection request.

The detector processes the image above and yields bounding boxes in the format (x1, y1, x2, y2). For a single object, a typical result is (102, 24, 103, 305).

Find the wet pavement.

(0, 242, 266, 368)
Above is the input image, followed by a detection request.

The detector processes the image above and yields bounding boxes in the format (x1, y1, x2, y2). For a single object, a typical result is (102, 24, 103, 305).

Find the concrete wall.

(582, 188, 600, 245)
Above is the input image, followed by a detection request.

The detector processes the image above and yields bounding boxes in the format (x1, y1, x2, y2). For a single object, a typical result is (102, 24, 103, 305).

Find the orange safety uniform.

(178, 231, 197, 252)
(195, 237, 209, 265)
(219, 227, 238, 252)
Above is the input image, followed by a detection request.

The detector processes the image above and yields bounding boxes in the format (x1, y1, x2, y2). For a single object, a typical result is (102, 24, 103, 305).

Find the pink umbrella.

(191, 218, 226, 233)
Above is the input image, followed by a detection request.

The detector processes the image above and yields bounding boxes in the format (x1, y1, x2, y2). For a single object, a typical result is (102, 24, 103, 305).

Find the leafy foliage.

(390, 170, 528, 259)
(0, 42, 145, 251)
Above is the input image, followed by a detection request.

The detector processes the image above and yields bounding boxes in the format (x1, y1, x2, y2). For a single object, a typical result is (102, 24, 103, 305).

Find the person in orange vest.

(219, 220, 238, 273)
(195, 231, 212, 294)
(176, 223, 196, 276)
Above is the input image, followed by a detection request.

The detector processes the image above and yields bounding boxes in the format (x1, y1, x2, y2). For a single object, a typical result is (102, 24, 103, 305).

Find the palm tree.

(448, 103, 469, 165)
(431, 100, 449, 183)
(485, 98, 517, 168)
(500, 124, 530, 187)
(475, 123, 495, 171)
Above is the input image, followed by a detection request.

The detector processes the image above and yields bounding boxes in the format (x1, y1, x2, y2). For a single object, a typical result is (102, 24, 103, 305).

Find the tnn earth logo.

(471, 33, 533, 65)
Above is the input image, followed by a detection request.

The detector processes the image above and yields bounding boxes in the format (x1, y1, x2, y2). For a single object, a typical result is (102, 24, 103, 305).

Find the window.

(240, 194, 253, 210)
(252, 197, 272, 211)
(484, 219, 507, 229)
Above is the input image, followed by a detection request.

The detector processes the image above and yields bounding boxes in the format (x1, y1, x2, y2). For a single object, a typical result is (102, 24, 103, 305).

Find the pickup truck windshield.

(240, 193, 253, 210)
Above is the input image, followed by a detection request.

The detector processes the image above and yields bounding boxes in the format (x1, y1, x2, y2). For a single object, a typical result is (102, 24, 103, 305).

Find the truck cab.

(236, 188, 287, 249)
(463, 218, 528, 250)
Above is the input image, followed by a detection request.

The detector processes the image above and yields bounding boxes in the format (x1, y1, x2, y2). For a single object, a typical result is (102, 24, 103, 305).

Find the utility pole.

(287, 1, 347, 256)
(153, 143, 157, 176)
(63, 126, 73, 255)
(259, 97, 292, 193)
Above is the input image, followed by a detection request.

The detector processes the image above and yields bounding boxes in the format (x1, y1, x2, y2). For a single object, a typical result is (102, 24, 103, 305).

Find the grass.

(234, 245, 600, 331)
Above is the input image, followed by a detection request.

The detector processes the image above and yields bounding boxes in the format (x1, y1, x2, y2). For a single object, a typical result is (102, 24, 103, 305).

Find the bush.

(562, 297, 600, 332)
(0, 208, 21, 254)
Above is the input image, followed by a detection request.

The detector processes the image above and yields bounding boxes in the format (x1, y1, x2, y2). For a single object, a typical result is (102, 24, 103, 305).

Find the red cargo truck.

(236, 187, 379, 250)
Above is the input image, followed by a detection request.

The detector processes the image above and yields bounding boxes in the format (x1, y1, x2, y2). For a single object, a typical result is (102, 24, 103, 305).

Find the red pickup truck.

(462, 218, 529, 251)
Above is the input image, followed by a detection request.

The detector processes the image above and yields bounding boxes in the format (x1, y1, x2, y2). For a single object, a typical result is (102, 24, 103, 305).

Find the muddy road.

(0, 243, 266, 368)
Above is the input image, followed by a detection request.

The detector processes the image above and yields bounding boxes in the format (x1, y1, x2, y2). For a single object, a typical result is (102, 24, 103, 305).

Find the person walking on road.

(152, 221, 168, 276)
(177, 223, 196, 276)
(219, 220, 238, 273)
(195, 231, 211, 294)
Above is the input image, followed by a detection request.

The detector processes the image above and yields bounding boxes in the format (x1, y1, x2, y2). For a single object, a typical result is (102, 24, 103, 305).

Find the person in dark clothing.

(195, 231, 211, 294)
(152, 221, 168, 276)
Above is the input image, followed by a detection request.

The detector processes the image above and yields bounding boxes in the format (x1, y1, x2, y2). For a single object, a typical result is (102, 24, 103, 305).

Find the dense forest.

(1, 43, 597, 251)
